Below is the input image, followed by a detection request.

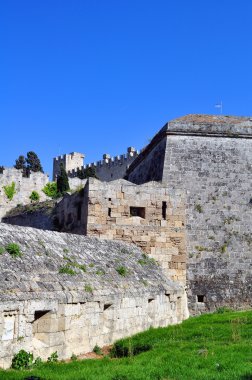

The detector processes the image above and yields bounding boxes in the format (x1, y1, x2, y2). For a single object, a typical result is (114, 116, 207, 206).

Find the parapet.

(67, 147, 139, 179)
(126, 114, 252, 177)
(165, 114, 252, 138)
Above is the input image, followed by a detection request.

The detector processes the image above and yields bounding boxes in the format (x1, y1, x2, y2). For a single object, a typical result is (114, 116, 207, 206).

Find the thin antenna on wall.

(214, 101, 223, 114)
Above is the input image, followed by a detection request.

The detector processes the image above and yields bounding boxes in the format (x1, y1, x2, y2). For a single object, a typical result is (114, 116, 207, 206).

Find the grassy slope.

(1, 310, 252, 380)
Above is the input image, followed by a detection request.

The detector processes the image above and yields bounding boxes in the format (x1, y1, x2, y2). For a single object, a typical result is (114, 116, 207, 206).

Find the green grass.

(1, 311, 252, 379)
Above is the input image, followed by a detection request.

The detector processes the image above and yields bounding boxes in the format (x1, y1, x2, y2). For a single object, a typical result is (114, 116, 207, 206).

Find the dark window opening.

(108, 208, 111, 217)
(104, 303, 113, 311)
(108, 198, 111, 201)
(111, 173, 113, 178)
(130, 207, 145, 218)
(34, 310, 51, 322)
(162, 201, 167, 220)
(148, 298, 154, 303)
(197, 295, 205, 303)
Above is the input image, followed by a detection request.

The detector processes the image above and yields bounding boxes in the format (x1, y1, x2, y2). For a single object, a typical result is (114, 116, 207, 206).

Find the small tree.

(14, 152, 43, 177)
(26, 151, 43, 173)
(14, 155, 26, 171)
(57, 164, 70, 195)
(77, 167, 98, 180)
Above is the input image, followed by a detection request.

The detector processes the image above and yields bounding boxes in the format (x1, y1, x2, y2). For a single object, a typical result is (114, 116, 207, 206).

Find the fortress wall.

(55, 179, 187, 285)
(0, 223, 187, 368)
(125, 139, 166, 184)
(53, 152, 84, 180)
(66, 149, 139, 182)
(163, 135, 252, 313)
(0, 168, 49, 220)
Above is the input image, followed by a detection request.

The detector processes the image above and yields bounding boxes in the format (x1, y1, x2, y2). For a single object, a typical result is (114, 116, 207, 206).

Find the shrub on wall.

(29, 191, 40, 202)
(42, 182, 59, 198)
(5, 243, 22, 257)
(3, 182, 16, 200)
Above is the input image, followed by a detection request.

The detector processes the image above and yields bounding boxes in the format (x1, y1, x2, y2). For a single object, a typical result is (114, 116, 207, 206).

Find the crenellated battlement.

(54, 147, 139, 182)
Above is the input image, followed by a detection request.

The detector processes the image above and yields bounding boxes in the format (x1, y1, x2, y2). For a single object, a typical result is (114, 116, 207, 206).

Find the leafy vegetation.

(56, 163, 70, 195)
(93, 345, 102, 355)
(3, 182, 16, 200)
(195, 204, 203, 213)
(138, 253, 156, 266)
(5, 243, 22, 257)
(0, 247, 5, 255)
(29, 191, 40, 202)
(14, 152, 43, 177)
(47, 352, 58, 363)
(76, 166, 98, 180)
(42, 182, 60, 198)
(11, 350, 34, 370)
(84, 284, 93, 293)
(2, 311, 252, 380)
(116, 266, 129, 277)
(59, 265, 76, 275)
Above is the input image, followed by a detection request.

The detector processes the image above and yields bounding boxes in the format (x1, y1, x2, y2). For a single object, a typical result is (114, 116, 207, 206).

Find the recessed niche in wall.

(130, 207, 145, 218)
(197, 295, 205, 303)
(104, 303, 113, 311)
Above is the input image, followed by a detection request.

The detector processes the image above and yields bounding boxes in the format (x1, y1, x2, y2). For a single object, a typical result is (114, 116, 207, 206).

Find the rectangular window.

(197, 295, 205, 303)
(162, 201, 167, 220)
(130, 207, 145, 218)
(108, 208, 111, 217)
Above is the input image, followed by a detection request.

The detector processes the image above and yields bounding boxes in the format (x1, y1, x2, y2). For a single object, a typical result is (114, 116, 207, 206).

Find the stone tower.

(126, 114, 252, 313)
(53, 152, 84, 180)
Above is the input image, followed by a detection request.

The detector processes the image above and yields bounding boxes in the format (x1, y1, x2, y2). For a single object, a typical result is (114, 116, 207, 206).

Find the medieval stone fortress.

(0, 114, 251, 368)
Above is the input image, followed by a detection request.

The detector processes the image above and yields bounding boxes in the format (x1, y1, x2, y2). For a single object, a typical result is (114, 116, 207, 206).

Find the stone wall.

(164, 135, 252, 314)
(55, 179, 186, 285)
(54, 148, 139, 182)
(53, 152, 85, 180)
(126, 114, 252, 313)
(0, 223, 188, 368)
(0, 168, 49, 220)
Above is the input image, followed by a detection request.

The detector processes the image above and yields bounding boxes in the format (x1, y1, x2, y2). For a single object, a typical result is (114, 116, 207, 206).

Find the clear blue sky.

(1, 0, 252, 176)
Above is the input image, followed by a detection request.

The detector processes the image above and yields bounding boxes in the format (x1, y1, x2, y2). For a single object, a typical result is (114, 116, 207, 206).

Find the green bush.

(42, 182, 59, 198)
(29, 190, 40, 202)
(3, 182, 16, 200)
(116, 266, 128, 277)
(47, 351, 58, 363)
(70, 353, 78, 361)
(93, 344, 102, 355)
(110, 340, 152, 358)
(11, 349, 34, 370)
(5, 243, 22, 257)
(84, 284, 93, 293)
(59, 265, 76, 275)
(0, 247, 5, 255)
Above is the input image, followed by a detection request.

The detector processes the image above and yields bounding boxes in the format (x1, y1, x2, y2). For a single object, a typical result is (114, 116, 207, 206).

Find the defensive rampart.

(0, 223, 187, 368)
(126, 114, 252, 313)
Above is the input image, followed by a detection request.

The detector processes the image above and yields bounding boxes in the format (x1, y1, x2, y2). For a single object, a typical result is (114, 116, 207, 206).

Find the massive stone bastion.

(0, 223, 187, 368)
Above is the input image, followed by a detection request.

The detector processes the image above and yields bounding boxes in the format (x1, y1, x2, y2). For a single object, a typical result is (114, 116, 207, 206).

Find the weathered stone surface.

(0, 223, 187, 368)
(55, 179, 186, 285)
(0, 168, 49, 220)
(53, 149, 139, 182)
(126, 114, 252, 313)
